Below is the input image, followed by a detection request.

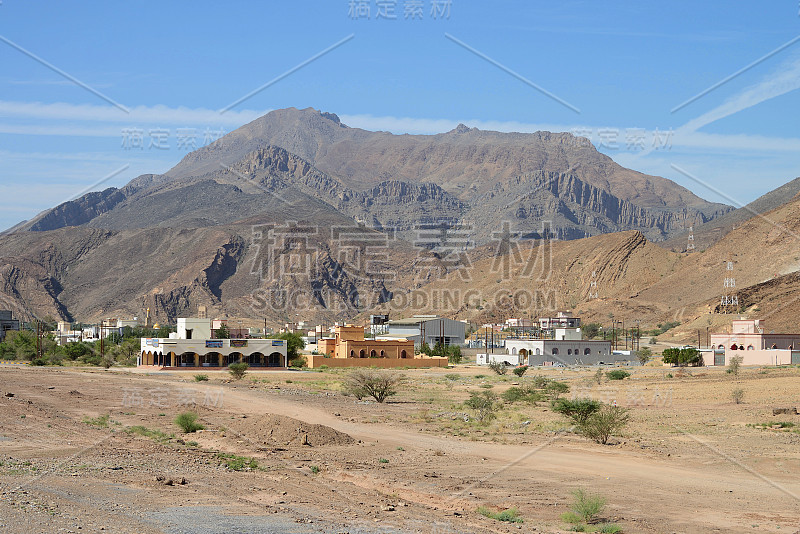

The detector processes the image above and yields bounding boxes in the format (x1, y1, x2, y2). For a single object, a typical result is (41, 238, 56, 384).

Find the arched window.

(400, 350, 407, 359)
(535, 348, 541, 355)
(730, 344, 738, 350)
(718, 344, 725, 350)
(738, 345, 744, 351)
(350, 349, 355, 358)
(370, 350, 377, 358)
(380, 350, 385, 358)
(567, 349, 572, 355)
(746, 345, 754, 350)
(511, 347, 517, 355)
(359, 349, 366, 358)
(552, 348, 559, 356)
(584, 348, 591, 355)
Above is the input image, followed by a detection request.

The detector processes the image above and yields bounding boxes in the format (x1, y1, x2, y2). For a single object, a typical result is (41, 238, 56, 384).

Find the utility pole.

(36, 320, 41, 360)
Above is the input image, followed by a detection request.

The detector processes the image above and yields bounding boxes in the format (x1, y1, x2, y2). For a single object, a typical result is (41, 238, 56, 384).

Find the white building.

(139, 317, 288, 368)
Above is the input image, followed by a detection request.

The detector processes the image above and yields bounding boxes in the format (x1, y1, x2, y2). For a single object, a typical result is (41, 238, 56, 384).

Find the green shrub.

(606, 370, 630, 381)
(545, 381, 569, 399)
(569, 488, 606, 524)
(228, 362, 249, 380)
(83, 414, 110, 427)
(501, 386, 542, 405)
(731, 388, 744, 404)
(488, 361, 508, 375)
(379, 458, 389, 464)
(577, 405, 630, 444)
(512, 365, 529, 377)
(728, 355, 743, 378)
(551, 398, 602, 425)
(599, 524, 623, 533)
(289, 356, 307, 368)
(465, 391, 499, 423)
(194, 374, 209, 382)
(217, 453, 257, 471)
(530, 375, 551, 388)
(125, 425, 173, 444)
(477, 506, 523, 523)
(310, 465, 320, 474)
(174, 412, 204, 433)
(343, 369, 402, 403)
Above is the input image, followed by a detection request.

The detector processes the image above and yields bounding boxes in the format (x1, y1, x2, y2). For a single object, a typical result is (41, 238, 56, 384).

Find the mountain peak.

(452, 123, 474, 134)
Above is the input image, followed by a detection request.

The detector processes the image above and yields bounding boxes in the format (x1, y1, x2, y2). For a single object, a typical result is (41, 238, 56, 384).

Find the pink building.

(709, 319, 800, 366)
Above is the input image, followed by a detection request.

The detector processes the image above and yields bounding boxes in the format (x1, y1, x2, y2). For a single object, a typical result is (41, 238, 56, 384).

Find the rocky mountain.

(661, 176, 800, 252)
(1, 107, 749, 324)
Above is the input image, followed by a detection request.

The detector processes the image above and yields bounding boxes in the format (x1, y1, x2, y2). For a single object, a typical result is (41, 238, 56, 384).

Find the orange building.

(311, 325, 447, 368)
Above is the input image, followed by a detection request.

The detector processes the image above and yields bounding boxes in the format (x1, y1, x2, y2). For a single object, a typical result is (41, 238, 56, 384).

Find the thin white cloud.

(680, 55, 800, 134)
(0, 100, 269, 126)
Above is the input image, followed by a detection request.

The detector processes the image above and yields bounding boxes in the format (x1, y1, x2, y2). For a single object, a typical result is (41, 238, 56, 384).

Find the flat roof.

(388, 316, 446, 326)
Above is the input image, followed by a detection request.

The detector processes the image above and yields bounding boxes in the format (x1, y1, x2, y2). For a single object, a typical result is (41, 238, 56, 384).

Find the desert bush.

(489, 361, 508, 375)
(174, 412, 204, 433)
(465, 390, 499, 423)
(545, 381, 570, 399)
(594, 368, 604, 384)
(728, 355, 743, 378)
(217, 452, 257, 471)
(606, 369, 630, 381)
(501, 386, 542, 405)
(530, 375, 551, 388)
(343, 369, 402, 403)
(228, 362, 249, 380)
(477, 506, 523, 523)
(194, 374, 209, 382)
(577, 405, 630, 444)
(637, 346, 652, 365)
(289, 356, 307, 368)
(551, 398, 602, 425)
(83, 414, 111, 427)
(731, 388, 744, 404)
(447, 345, 463, 364)
(567, 488, 606, 524)
(512, 365, 529, 377)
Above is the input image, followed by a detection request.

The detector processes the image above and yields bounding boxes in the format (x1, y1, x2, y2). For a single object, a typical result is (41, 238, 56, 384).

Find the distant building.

(481, 337, 614, 367)
(539, 311, 581, 330)
(0, 311, 20, 341)
(708, 319, 800, 366)
(478, 312, 615, 366)
(310, 324, 447, 369)
(382, 315, 466, 347)
(139, 317, 287, 368)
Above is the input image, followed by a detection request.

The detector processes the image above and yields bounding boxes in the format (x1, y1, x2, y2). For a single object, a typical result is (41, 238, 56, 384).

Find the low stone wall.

(306, 355, 449, 369)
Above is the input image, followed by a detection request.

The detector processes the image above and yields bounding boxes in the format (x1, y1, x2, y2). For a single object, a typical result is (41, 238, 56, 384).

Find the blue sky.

(1, 1, 799, 230)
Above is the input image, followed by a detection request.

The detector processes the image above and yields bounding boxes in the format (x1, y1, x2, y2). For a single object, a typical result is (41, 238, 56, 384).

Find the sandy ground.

(1, 363, 800, 533)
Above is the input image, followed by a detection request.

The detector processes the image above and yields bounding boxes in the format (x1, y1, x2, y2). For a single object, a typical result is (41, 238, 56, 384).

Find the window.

(584, 348, 591, 355)
(400, 350, 407, 359)
(567, 349, 572, 355)
(552, 348, 559, 355)
(747, 345, 754, 350)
